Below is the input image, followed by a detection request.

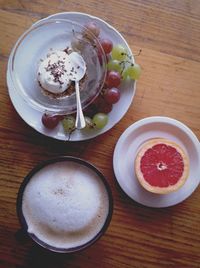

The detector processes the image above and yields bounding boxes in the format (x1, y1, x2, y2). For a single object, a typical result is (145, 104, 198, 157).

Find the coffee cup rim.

(16, 156, 113, 253)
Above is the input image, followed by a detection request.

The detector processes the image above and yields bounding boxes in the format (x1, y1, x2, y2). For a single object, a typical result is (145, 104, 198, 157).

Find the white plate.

(7, 12, 135, 141)
(113, 116, 200, 208)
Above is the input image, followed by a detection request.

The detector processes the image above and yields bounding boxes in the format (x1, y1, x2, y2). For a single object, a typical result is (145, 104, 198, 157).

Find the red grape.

(106, 71, 121, 88)
(83, 103, 98, 117)
(84, 94, 113, 116)
(41, 113, 60, 129)
(83, 21, 100, 40)
(104, 87, 120, 104)
(94, 94, 113, 113)
(106, 54, 111, 63)
(97, 48, 103, 65)
(99, 102, 113, 113)
(100, 38, 113, 54)
(97, 45, 110, 65)
(92, 94, 104, 105)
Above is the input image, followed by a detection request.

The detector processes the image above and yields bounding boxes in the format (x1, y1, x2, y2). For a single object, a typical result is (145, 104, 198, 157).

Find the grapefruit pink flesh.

(140, 143, 184, 187)
(135, 139, 189, 194)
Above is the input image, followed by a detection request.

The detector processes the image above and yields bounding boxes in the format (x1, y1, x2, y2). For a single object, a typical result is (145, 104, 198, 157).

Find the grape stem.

(119, 60, 133, 65)
(133, 49, 142, 57)
(118, 49, 142, 74)
(119, 49, 142, 65)
(66, 127, 76, 142)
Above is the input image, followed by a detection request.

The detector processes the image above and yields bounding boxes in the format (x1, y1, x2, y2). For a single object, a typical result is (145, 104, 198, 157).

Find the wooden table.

(0, 1, 200, 267)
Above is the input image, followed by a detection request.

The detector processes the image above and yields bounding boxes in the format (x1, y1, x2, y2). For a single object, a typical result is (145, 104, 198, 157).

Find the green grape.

(84, 116, 95, 130)
(62, 116, 75, 132)
(92, 113, 108, 129)
(125, 63, 141, 80)
(107, 59, 122, 73)
(111, 45, 127, 61)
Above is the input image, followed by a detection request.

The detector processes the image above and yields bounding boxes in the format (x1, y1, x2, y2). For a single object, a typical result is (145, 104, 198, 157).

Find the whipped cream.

(38, 50, 86, 94)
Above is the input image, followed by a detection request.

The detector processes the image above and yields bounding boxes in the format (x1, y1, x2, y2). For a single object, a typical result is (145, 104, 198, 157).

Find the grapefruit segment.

(135, 139, 189, 194)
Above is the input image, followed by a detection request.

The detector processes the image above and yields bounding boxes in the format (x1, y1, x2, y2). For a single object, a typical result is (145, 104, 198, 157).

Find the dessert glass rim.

(9, 18, 107, 115)
(16, 156, 113, 253)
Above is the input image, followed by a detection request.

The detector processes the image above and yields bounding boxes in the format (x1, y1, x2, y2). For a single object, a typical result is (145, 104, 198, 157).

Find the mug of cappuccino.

(17, 156, 113, 253)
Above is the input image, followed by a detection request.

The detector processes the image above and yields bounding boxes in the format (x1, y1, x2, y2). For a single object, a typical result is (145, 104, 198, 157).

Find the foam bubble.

(22, 161, 109, 249)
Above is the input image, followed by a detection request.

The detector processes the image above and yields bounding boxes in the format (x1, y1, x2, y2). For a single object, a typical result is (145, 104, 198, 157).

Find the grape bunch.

(41, 21, 141, 133)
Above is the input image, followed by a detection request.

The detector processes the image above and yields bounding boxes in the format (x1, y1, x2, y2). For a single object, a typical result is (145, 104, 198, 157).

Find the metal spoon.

(69, 52, 86, 129)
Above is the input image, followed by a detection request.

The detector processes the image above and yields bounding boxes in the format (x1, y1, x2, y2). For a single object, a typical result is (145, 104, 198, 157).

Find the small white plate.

(113, 116, 200, 208)
(7, 12, 135, 141)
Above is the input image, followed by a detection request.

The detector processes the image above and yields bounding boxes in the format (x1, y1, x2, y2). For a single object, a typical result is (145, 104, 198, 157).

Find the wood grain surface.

(0, 1, 200, 267)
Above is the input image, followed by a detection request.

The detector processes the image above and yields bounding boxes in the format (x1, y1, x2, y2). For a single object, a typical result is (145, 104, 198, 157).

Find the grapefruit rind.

(135, 138, 190, 194)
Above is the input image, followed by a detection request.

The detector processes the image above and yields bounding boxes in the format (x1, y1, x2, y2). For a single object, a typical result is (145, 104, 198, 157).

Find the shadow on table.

(27, 243, 106, 268)
(15, 230, 108, 268)
(113, 174, 186, 223)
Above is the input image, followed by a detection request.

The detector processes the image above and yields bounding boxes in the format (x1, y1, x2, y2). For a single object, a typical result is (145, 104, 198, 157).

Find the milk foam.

(22, 161, 109, 249)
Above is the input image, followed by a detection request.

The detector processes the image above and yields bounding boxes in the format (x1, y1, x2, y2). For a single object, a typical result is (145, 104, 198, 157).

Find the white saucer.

(7, 12, 135, 141)
(113, 116, 200, 208)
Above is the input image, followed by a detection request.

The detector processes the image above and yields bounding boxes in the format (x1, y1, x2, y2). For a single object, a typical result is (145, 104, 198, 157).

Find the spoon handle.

(75, 81, 86, 129)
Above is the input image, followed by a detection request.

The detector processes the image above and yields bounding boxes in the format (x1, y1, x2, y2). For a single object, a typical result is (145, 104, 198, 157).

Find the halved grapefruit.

(135, 138, 189, 194)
